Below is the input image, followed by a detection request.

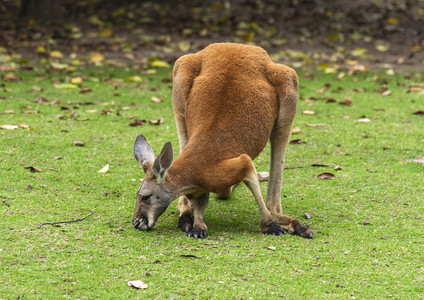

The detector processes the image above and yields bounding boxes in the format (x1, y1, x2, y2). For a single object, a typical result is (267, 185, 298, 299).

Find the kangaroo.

(132, 43, 312, 239)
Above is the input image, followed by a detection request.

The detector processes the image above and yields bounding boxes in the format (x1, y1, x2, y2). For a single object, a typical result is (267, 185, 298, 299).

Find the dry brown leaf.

(25, 166, 42, 172)
(302, 110, 315, 115)
(36, 96, 49, 103)
(304, 213, 314, 219)
(257, 172, 269, 181)
(73, 140, 85, 146)
(334, 165, 343, 170)
(306, 123, 326, 127)
(2, 110, 15, 114)
(407, 155, 424, 164)
(23, 110, 38, 114)
(355, 118, 371, 123)
(339, 100, 352, 106)
(317, 172, 335, 179)
(292, 127, 302, 134)
(100, 108, 114, 115)
(151, 96, 164, 103)
(381, 90, 392, 97)
(127, 280, 148, 289)
(98, 164, 110, 173)
(149, 119, 164, 125)
(17, 123, 30, 128)
(3, 73, 22, 82)
(362, 220, 371, 225)
(413, 110, 424, 115)
(31, 86, 42, 92)
(0, 125, 18, 130)
(289, 139, 306, 144)
(80, 87, 92, 94)
(129, 119, 146, 126)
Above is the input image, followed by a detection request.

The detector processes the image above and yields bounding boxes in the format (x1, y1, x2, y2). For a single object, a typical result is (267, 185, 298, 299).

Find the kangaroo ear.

(152, 142, 173, 181)
(133, 135, 155, 173)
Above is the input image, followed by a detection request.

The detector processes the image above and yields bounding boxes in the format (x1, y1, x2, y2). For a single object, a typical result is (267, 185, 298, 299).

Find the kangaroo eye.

(141, 194, 153, 201)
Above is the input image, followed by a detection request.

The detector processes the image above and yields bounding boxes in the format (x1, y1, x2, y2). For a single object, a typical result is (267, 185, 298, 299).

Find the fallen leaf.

(317, 172, 335, 179)
(71, 77, 83, 84)
(2, 73, 22, 82)
(98, 164, 110, 173)
(121, 106, 130, 111)
(292, 127, 302, 134)
(257, 172, 269, 181)
(306, 123, 326, 127)
(382, 146, 391, 150)
(304, 213, 314, 219)
(31, 86, 42, 92)
(17, 123, 30, 128)
(362, 220, 371, 225)
(289, 139, 306, 144)
(180, 254, 199, 258)
(302, 110, 315, 115)
(35, 96, 49, 103)
(151, 96, 164, 103)
(90, 52, 104, 64)
(100, 108, 114, 115)
(50, 50, 64, 58)
(338, 100, 352, 106)
(53, 156, 62, 160)
(334, 165, 343, 170)
(54, 84, 78, 89)
(413, 110, 424, 115)
(311, 164, 329, 168)
(77, 118, 89, 121)
(407, 156, 424, 164)
(2, 110, 15, 114)
(381, 90, 392, 97)
(151, 59, 170, 68)
(129, 119, 146, 126)
(73, 140, 85, 146)
(149, 119, 164, 125)
(0, 125, 18, 130)
(127, 280, 148, 289)
(355, 118, 371, 122)
(266, 246, 277, 251)
(23, 110, 38, 114)
(25, 166, 42, 172)
(126, 76, 143, 82)
(85, 109, 98, 113)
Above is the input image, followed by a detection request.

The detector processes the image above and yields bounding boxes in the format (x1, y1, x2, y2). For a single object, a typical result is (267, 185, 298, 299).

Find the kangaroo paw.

(186, 228, 207, 239)
(262, 222, 286, 236)
(178, 213, 193, 233)
(289, 219, 313, 239)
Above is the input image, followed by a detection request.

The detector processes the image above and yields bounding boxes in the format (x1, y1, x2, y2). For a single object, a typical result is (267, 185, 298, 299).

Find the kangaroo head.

(132, 135, 174, 231)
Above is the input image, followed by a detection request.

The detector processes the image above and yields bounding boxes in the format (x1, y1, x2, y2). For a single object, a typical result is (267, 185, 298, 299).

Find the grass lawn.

(1, 63, 423, 299)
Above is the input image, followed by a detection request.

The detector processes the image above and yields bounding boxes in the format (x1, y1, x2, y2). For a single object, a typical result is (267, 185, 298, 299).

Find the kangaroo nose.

(133, 220, 140, 229)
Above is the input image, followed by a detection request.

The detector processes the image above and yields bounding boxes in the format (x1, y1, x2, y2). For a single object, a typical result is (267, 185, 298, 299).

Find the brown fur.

(134, 43, 312, 238)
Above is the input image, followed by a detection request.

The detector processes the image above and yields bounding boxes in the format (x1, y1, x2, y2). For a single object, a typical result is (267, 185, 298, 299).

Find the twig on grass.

(37, 211, 94, 228)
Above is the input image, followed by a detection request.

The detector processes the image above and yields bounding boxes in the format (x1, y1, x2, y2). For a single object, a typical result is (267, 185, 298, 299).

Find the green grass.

(1, 64, 423, 299)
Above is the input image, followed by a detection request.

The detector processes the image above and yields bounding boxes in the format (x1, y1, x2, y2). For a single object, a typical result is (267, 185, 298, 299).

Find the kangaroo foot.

(262, 222, 287, 236)
(186, 228, 207, 239)
(178, 213, 193, 233)
(289, 219, 313, 239)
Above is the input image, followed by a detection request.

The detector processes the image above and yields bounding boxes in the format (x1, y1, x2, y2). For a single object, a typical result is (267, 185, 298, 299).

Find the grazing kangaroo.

(133, 43, 312, 239)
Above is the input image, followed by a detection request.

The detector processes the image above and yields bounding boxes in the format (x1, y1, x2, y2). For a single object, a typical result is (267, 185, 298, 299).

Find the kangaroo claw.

(178, 213, 193, 233)
(187, 228, 207, 239)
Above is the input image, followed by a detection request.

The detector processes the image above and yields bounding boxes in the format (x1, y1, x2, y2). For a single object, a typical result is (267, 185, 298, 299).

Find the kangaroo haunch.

(132, 43, 313, 239)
